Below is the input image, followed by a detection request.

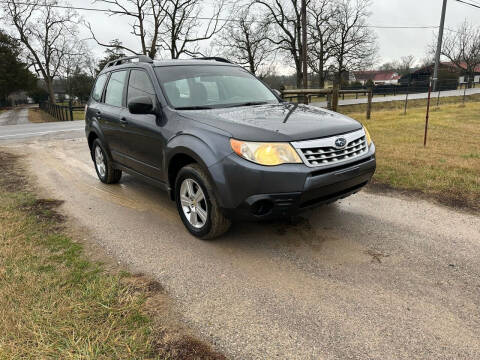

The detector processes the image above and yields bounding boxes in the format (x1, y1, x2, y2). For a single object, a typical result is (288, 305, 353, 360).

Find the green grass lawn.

(345, 101, 480, 211)
(73, 110, 84, 120)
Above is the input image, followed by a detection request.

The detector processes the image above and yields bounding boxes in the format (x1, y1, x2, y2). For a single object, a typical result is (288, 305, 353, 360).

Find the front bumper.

(209, 144, 376, 221)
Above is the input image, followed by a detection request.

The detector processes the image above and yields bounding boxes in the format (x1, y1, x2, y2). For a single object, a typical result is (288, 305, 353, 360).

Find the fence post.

(463, 86, 467, 105)
(69, 99, 74, 121)
(366, 89, 372, 119)
(332, 84, 339, 112)
(404, 89, 409, 115)
(436, 89, 441, 107)
(424, 79, 433, 147)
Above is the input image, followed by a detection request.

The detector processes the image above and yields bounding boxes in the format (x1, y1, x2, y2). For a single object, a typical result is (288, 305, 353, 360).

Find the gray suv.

(85, 56, 376, 239)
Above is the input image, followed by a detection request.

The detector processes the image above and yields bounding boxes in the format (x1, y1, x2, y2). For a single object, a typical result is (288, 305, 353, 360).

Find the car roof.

(153, 59, 238, 67)
(99, 56, 238, 75)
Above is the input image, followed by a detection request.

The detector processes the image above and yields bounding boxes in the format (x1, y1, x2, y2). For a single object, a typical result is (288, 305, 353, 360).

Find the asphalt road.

(310, 87, 480, 107)
(0, 120, 84, 141)
(3, 134, 479, 360)
(0, 106, 31, 126)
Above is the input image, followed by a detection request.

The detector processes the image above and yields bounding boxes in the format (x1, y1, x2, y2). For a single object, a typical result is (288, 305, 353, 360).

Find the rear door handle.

(119, 117, 128, 126)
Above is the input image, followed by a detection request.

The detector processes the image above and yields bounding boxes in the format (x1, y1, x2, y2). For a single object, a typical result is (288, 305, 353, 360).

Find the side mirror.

(273, 89, 282, 97)
(128, 96, 154, 115)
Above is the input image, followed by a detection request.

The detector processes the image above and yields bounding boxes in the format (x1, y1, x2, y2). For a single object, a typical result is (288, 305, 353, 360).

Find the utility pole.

(301, 0, 308, 102)
(433, 0, 448, 91)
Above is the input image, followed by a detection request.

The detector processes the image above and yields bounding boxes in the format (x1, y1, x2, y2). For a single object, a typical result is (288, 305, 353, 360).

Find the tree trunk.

(318, 58, 325, 88)
(295, 59, 303, 88)
(46, 78, 55, 104)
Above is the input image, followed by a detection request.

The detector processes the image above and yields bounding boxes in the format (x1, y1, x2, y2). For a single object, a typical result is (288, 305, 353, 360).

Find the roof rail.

(104, 55, 153, 70)
(195, 57, 232, 64)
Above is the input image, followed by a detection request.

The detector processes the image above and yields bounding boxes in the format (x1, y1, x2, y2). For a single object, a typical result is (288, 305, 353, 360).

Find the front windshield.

(154, 65, 279, 109)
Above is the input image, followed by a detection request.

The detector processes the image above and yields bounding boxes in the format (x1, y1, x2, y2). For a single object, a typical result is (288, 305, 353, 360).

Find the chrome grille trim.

(291, 129, 368, 168)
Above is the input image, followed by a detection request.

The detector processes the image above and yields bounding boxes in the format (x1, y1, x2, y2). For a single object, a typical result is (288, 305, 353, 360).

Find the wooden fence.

(280, 88, 373, 119)
(39, 101, 84, 121)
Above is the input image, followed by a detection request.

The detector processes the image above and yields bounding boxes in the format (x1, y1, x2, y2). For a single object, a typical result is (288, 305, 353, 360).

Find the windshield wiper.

(224, 101, 270, 108)
(175, 106, 213, 110)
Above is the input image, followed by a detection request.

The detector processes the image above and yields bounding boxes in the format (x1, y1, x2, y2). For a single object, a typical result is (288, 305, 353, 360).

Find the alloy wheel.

(179, 178, 208, 228)
(94, 145, 106, 178)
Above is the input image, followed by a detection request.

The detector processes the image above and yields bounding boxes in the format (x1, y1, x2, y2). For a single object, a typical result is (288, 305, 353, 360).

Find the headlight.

(230, 139, 302, 166)
(363, 125, 372, 146)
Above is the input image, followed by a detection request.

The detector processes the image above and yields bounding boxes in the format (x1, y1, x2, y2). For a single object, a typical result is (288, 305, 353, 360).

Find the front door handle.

(119, 117, 128, 126)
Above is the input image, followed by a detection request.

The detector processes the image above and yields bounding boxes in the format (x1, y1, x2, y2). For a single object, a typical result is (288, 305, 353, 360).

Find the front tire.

(175, 164, 231, 239)
(92, 139, 122, 184)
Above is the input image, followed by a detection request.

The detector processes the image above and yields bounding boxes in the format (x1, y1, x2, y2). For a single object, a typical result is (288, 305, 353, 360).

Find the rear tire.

(92, 139, 122, 184)
(175, 164, 231, 239)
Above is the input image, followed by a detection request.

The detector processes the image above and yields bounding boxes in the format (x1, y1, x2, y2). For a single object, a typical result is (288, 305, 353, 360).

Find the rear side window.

(127, 70, 155, 104)
(104, 70, 127, 107)
(92, 73, 108, 102)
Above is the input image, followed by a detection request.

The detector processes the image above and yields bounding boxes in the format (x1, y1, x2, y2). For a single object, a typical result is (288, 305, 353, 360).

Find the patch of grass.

(28, 108, 58, 123)
(344, 101, 480, 211)
(73, 110, 85, 120)
(339, 93, 480, 116)
(0, 151, 226, 359)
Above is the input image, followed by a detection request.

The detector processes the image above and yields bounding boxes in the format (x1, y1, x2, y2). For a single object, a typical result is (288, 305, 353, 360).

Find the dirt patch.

(0, 151, 27, 191)
(365, 249, 390, 264)
(20, 198, 66, 223)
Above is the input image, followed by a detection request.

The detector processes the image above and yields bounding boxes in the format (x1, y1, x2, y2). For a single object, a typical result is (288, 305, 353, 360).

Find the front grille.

(291, 129, 368, 168)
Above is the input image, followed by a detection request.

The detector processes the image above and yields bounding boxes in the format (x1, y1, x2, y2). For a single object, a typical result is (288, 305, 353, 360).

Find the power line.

(0, 0, 441, 28)
(455, 0, 480, 9)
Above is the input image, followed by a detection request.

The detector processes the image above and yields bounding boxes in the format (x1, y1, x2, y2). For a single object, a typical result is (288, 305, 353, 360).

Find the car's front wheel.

(175, 164, 231, 239)
(92, 138, 122, 184)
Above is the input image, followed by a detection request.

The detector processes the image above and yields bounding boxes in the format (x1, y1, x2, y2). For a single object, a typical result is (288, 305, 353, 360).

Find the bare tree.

(329, 0, 377, 87)
(440, 21, 480, 87)
(395, 55, 416, 75)
(253, 0, 308, 88)
(2, 0, 82, 103)
(159, 0, 226, 59)
(215, 7, 274, 75)
(88, 0, 166, 58)
(307, 0, 334, 88)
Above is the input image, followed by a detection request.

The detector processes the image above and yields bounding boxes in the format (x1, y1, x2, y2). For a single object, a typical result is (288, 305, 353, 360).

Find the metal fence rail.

(39, 101, 84, 121)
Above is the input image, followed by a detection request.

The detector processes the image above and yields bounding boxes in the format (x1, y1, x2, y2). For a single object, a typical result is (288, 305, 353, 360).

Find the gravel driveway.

(4, 137, 480, 360)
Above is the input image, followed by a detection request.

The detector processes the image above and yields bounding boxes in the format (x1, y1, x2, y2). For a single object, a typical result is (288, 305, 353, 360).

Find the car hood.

(177, 103, 362, 142)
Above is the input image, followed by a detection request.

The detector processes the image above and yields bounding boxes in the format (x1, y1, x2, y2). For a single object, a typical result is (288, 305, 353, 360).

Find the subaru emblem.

(335, 137, 347, 149)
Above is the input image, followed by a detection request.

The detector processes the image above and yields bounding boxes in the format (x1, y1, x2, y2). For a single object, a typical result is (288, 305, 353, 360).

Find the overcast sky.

(72, 0, 479, 71)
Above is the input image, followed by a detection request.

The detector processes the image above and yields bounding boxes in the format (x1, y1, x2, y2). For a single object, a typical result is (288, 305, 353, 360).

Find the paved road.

(311, 87, 480, 107)
(0, 120, 84, 141)
(3, 136, 479, 360)
(0, 106, 32, 125)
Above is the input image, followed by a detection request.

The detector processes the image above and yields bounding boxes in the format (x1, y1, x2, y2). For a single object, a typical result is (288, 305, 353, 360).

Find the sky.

(70, 0, 479, 71)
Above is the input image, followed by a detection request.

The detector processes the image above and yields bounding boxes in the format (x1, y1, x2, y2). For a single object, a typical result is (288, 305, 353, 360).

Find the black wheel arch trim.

(166, 134, 231, 205)
(86, 124, 113, 161)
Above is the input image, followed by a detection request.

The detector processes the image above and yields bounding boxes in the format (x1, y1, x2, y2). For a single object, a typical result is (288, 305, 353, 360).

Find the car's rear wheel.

(92, 138, 122, 184)
(175, 164, 231, 239)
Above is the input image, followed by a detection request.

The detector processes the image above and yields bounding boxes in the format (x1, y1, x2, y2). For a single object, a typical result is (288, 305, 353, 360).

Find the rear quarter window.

(92, 73, 108, 102)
